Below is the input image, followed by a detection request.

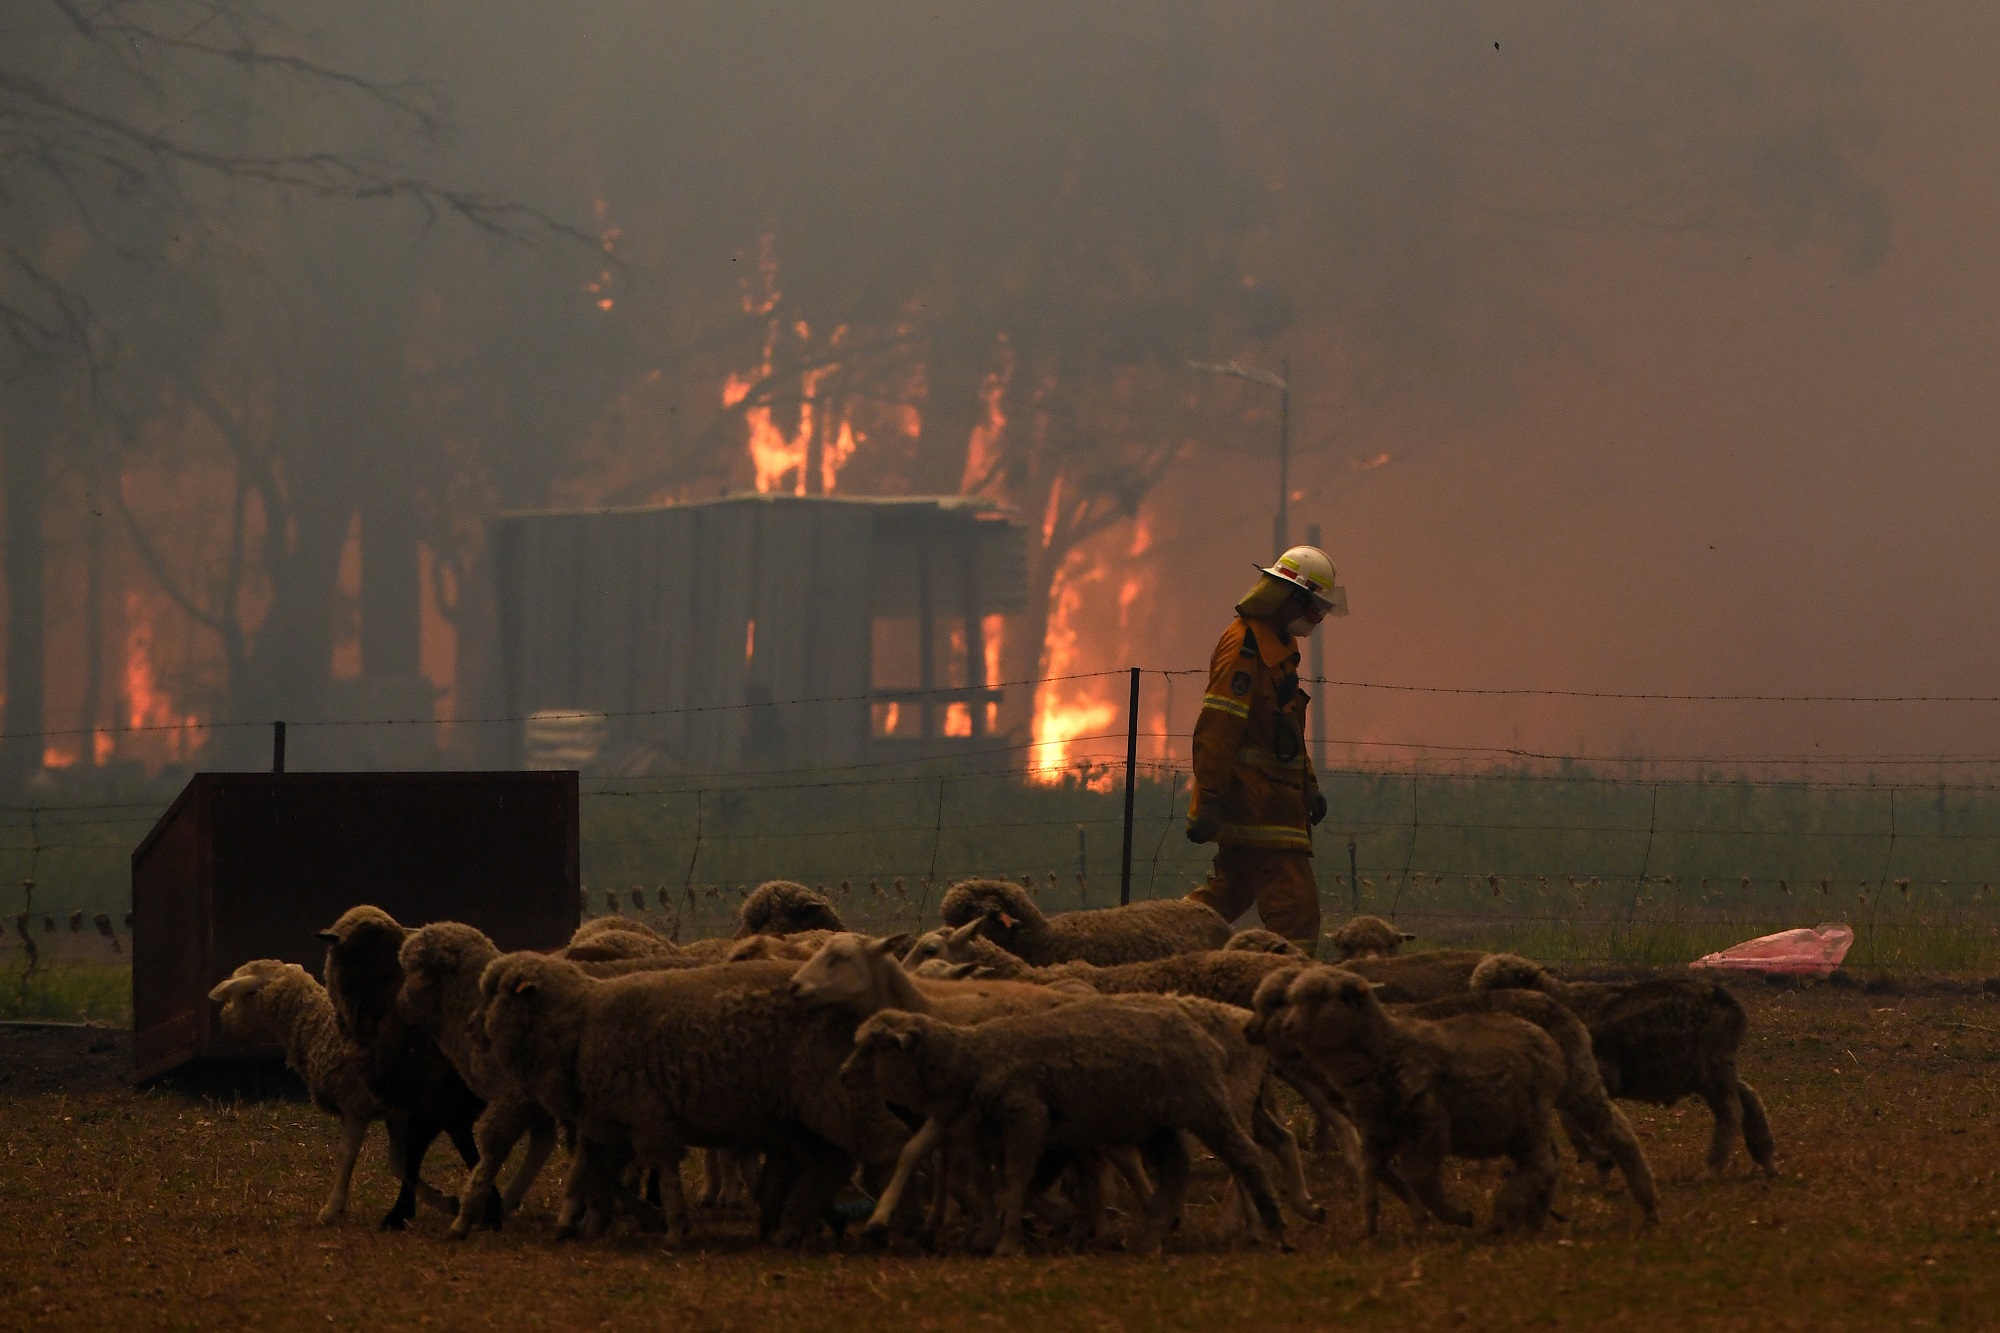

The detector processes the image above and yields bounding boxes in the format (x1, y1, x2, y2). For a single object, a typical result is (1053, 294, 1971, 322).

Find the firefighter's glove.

(1186, 812, 1221, 844)
(1309, 791, 1329, 826)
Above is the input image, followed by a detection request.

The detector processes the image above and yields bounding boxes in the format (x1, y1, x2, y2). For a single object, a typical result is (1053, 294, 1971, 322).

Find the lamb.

(1399, 988, 1658, 1222)
(736, 879, 846, 937)
(478, 952, 908, 1246)
(1471, 954, 1776, 1175)
(1255, 966, 1567, 1236)
(207, 961, 391, 1225)
(1223, 929, 1309, 958)
(788, 932, 1104, 1240)
(938, 878, 1229, 965)
(840, 998, 1287, 1256)
(929, 924, 1360, 1166)
(1325, 914, 1415, 961)
(397, 922, 560, 1238)
(318, 905, 486, 1230)
(1336, 948, 1490, 1002)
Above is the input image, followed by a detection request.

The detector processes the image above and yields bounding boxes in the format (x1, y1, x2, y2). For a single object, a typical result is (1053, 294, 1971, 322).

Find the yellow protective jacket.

(1188, 615, 1319, 853)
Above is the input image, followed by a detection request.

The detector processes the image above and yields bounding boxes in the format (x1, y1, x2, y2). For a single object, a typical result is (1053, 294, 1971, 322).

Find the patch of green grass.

(0, 959, 130, 1024)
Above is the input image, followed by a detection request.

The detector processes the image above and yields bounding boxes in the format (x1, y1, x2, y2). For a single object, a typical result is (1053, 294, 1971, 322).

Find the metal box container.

(131, 770, 578, 1080)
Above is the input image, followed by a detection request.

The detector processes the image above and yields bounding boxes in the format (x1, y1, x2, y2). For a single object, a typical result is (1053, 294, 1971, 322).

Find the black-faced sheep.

(1471, 953, 1776, 1175)
(1257, 967, 1566, 1236)
(939, 878, 1229, 965)
(840, 998, 1286, 1256)
(397, 922, 560, 1238)
(736, 880, 847, 938)
(319, 906, 485, 1231)
(1324, 914, 1415, 961)
(478, 952, 908, 1247)
(208, 961, 393, 1225)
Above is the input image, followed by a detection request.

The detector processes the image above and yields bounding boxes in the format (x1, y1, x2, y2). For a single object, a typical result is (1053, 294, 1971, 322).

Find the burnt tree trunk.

(1, 373, 59, 783)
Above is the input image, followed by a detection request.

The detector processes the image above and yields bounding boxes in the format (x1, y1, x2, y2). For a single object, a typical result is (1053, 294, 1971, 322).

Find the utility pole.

(1275, 356, 1290, 558)
(1306, 521, 1326, 773)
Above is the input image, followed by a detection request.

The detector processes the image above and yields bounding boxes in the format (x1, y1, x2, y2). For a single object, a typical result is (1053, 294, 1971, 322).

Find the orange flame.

(124, 590, 203, 763)
(1031, 554, 1117, 785)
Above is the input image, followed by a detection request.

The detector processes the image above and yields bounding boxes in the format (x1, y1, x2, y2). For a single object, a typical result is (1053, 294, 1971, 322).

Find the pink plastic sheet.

(1689, 922, 1854, 978)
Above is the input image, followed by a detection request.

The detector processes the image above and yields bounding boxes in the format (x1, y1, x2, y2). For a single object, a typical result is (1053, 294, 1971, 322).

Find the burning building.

(494, 493, 1028, 774)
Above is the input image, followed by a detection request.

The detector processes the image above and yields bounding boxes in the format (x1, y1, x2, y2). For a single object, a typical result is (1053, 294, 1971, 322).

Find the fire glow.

(1031, 553, 1118, 785)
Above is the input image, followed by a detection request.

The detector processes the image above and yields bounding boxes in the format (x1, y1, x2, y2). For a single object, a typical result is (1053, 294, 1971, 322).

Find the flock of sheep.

(205, 879, 1777, 1256)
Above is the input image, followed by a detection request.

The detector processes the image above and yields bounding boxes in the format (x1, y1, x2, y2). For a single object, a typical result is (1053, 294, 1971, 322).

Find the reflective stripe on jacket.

(1188, 615, 1318, 853)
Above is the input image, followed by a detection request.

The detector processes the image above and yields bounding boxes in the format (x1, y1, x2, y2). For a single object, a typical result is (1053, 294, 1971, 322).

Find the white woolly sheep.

(478, 952, 908, 1247)
(1400, 988, 1658, 1222)
(939, 878, 1229, 965)
(841, 997, 1287, 1256)
(1257, 966, 1567, 1236)
(207, 960, 438, 1226)
(1223, 929, 1309, 958)
(1324, 915, 1415, 961)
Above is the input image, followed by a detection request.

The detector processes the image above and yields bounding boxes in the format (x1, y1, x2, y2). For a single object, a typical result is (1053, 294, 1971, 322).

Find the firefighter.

(1184, 544, 1347, 956)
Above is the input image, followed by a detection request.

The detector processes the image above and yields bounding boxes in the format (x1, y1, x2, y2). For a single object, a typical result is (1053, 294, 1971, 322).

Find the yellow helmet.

(1259, 545, 1347, 616)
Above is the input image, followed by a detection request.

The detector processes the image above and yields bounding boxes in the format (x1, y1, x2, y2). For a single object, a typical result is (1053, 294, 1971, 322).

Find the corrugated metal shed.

(494, 494, 1028, 774)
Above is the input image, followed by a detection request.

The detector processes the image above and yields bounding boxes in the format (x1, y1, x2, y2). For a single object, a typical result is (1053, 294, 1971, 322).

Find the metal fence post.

(1120, 666, 1140, 905)
(272, 720, 286, 774)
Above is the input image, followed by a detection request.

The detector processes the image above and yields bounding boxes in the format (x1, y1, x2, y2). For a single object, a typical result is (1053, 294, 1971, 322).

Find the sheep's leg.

(1492, 1133, 1559, 1234)
(697, 1149, 725, 1208)
(987, 1102, 1050, 1257)
(1398, 1118, 1473, 1229)
(1560, 1109, 1617, 1185)
(1195, 1113, 1287, 1249)
(863, 1115, 950, 1241)
(1277, 1061, 1365, 1183)
(450, 1099, 532, 1240)
(1131, 1129, 1191, 1256)
(379, 1115, 441, 1230)
(319, 1112, 372, 1225)
(554, 1138, 596, 1239)
(1252, 1091, 1324, 1224)
(1104, 1144, 1153, 1210)
(1565, 1098, 1658, 1222)
(1701, 1077, 1746, 1176)
(1738, 1080, 1777, 1174)
(501, 1116, 558, 1216)
(772, 1137, 850, 1248)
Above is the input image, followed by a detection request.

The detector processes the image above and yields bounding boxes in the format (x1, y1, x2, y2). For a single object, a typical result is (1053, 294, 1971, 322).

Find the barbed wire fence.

(5, 667, 2000, 977)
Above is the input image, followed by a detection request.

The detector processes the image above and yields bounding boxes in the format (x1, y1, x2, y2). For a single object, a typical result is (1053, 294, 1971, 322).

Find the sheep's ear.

(1341, 982, 1370, 1006)
(1400, 932, 1416, 943)
(868, 935, 899, 957)
(512, 978, 538, 996)
(208, 974, 268, 1003)
(944, 963, 979, 980)
(892, 1024, 922, 1050)
(995, 912, 1017, 929)
(316, 928, 340, 943)
(947, 918, 983, 946)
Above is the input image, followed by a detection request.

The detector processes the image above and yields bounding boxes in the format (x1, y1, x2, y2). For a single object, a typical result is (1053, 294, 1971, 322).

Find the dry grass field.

(3, 980, 1999, 1331)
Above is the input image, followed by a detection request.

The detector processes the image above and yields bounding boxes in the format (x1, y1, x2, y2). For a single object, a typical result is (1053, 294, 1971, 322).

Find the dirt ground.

(3, 983, 1998, 1331)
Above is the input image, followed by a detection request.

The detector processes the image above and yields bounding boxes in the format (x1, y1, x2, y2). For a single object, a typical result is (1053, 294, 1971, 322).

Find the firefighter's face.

(1286, 593, 1327, 638)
